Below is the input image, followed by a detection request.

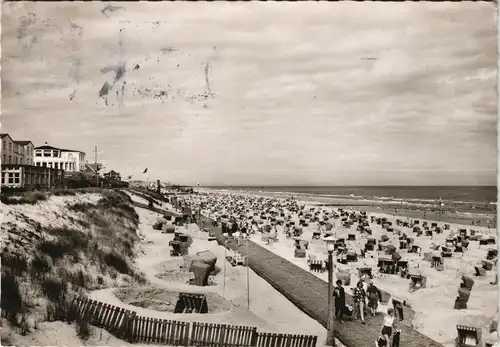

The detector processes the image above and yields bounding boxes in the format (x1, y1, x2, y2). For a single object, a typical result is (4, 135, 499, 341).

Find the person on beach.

(231, 220, 238, 235)
(353, 281, 366, 324)
(333, 279, 346, 323)
(367, 282, 381, 316)
(392, 325, 401, 347)
(381, 308, 396, 347)
(431, 248, 442, 268)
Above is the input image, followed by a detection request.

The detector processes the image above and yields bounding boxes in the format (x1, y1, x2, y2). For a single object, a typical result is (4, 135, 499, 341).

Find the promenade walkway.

(198, 215, 444, 347)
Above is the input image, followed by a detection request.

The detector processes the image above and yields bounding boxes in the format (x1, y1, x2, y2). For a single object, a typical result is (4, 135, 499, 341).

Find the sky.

(1, 2, 497, 186)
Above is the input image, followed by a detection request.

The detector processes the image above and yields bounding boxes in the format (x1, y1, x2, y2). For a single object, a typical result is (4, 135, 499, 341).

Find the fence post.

(311, 335, 318, 347)
(187, 321, 195, 347)
(123, 311, 137, 343)
(218, 324, 227, 347)
(251, 329, 259, 347)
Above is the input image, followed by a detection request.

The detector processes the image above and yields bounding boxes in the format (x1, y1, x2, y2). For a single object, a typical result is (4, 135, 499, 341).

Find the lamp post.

(222, 232, 228, 299)
(324, 236, 336, 347)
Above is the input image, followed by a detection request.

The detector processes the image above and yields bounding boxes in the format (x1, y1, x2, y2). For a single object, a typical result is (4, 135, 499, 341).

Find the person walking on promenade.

(353, 281, 366, 324)
(367, 282, 381, 316)
(333, 279, 346, 323)
(381, 308, 396, 347)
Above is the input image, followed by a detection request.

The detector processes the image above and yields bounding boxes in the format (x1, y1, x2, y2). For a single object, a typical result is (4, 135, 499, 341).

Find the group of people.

(333, 280, 400, 347)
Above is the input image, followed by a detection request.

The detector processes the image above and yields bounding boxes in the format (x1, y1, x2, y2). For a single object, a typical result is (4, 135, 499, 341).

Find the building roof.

(35, 145, 60, 150)
(14, 140, 34, 146)
(0, 133, 13, 141)
(34, 143, 85, 154)
(85, 163, 103, 173)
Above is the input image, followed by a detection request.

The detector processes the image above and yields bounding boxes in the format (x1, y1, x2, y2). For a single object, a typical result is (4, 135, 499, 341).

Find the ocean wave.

(215, 187, 495, 205)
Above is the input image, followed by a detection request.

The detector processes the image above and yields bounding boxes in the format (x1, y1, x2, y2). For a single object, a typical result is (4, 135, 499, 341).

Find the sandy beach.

(171, 189, 498, 347)
(95, 191, 337, 345)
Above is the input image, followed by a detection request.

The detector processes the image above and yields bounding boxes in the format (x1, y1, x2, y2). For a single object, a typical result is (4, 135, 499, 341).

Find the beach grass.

(1, 189, 147, 339)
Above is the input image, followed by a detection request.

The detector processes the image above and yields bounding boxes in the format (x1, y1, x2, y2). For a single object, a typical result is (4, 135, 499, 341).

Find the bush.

(68, 202, 94, 213)
(45, 295, 78, 322)
(103, 252, 131, 275)
(41, 277, 67, 302)
(69, 270, 89, 290)
(26, 191, 47, 203)
(52, 189, 77, 196)
(1, 252, 28, 275)
(59, 228, 89, 250)
(0, 191, 47, 205)
(37, 240, 70, 261)
(1, 271, 23, 325)
(37, 228, 88, 261)
(30, 254, 52, 276)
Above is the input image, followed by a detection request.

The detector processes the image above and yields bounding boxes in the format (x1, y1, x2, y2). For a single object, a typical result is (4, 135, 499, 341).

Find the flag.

(143, 168, 148, 174)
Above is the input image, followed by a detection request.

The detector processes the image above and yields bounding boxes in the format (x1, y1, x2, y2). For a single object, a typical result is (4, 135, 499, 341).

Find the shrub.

(1, 252, 28, 275)
(45, 295, 78, 322)
(30, 254, 52, 276)
(26, 191, 47, 204)
(58, 227, 89, 250)
(133, 272, 148, 285)
(52, 189, 77, 196)
(103, 252, 131, 275)
(1, 271, 23, 325)
(68, 202, 94, 213)
(37, 240, 70, 261)
(37, 228, 88, 261)
(69, 270, 88, 290)
(19, 312, 30, 335)
(41, 277, 67, 302)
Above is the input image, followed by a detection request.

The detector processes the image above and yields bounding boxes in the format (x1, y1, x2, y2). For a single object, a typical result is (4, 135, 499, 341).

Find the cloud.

(1, 2, 496, 185)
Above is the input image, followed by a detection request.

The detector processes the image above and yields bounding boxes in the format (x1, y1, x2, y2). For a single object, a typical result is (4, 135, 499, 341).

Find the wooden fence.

(190, 322, 257, 347)
(255, 332, 318, 347)
(72, 296, 317, 347)
(131, 316, 190, 345)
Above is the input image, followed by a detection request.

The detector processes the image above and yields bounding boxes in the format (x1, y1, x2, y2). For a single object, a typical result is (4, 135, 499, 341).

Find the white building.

(34, 143, 86, 172)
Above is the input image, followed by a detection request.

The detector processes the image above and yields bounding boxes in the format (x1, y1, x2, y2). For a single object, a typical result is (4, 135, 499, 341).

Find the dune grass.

(0, 189, 146, 341)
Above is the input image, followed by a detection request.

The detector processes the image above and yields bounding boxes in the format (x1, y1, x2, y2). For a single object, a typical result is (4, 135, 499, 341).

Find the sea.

(204, 186, 497, 214)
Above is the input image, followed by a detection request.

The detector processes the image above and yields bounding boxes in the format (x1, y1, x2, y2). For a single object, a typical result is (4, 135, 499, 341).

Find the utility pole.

(94, 146, 99, 188)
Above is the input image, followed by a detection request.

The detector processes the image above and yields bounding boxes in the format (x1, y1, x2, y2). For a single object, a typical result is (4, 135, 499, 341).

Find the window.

(8, 142, 12, 151)
(43, 151, 51, 157)
(35, 150, 42, 157)
(8, 173, 13, 184)
(2, 155, 5, 163)
(8, 155, 11, 164)
(2, 141, 5, 150)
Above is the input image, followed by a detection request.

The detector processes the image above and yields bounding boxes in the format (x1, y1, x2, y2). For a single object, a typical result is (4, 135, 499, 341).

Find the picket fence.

(73, 296, 318, 347)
